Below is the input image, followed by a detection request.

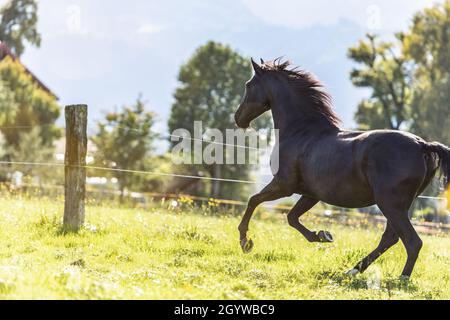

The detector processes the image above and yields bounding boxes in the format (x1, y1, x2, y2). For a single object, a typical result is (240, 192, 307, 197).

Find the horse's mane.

(261, 58, 341, 128)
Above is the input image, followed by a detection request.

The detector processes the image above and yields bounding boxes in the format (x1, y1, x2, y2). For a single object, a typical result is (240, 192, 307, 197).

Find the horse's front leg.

(238, 180, 288, 253)
(287, 196, 333, 243)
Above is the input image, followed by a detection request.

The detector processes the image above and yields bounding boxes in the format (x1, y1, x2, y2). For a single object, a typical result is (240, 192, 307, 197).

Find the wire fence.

(0, 160, 262, 185)
(0, 159, 447, 202)
(2, 149, 448, 233)
(1, 123, 271, 151)
(110, 124, 269, 151)
(3, 180, 449, 235)
(0, 123, 447, 203)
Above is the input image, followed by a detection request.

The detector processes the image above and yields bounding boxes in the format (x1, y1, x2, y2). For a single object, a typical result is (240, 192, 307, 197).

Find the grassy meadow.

(0, 194, 449, 300)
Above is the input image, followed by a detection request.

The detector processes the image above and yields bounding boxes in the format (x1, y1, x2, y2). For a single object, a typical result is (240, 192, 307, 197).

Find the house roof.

(0, 42, 58, 100)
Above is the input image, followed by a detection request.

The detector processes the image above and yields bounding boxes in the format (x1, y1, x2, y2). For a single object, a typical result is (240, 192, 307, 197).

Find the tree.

(0, 56, 60, 184)
(0, 77, 17, 124)
(0, 0, 41, 57)
(405, 1, 450, 144)
(8, 127, 55, 180)
(92, 97, 156, 198)
(348, 34, 413, 130)
(0, 127, 59, 184)
(0, 56, 60, 149)
(348, 1, 450, 145)
(168, 41, 271, 199)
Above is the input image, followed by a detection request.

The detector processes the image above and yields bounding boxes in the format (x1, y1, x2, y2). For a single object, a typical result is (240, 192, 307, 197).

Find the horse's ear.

(260, 58, 265, 64)
(251, 58, 263, 75)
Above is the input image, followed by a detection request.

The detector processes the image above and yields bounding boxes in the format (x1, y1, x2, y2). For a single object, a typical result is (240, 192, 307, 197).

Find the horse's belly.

(295, 139, 375, 208)
(304, 178, 375, 208)
(322, 196, 376, 209)
(317, 187, 375, 208)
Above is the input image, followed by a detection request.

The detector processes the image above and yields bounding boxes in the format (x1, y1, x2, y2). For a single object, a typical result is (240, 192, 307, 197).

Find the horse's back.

(355, 129, 426, 168)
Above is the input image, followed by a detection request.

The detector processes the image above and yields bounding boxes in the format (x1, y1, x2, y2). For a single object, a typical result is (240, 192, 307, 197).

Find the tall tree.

(348, 1, 450, 146)
(92, 97, 156, 198)
(168, 41, 271, 199)
(0, 0, 41, 57)
(0, 56, 60, 148)
(0, 57, 60, 183)
(405, 1, 450, 144)
(348, 34, 412, 130)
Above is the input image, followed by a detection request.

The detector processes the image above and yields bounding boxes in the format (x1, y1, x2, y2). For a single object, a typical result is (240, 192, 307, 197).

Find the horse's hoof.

(240, 238, 254, 253)
(317, 230, 334, 242)
(346, 268, 360, 276)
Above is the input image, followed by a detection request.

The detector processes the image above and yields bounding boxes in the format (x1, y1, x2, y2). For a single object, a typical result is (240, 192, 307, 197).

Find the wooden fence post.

(64, 105, 87, 231)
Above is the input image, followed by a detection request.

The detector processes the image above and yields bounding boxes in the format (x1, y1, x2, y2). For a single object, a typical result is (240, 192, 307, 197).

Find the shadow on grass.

(30, 214, 84, 237)
(316, 270, 368, 290)
(253, 250, 297, 263)
(56, 226, 81, 236)
(383, 277, 419, 295)
(174, 226, 216, 244)
(56, 223, 103, 236)
(315, 269, 419, 294)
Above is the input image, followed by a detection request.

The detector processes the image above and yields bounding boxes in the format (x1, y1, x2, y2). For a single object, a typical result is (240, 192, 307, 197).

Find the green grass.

(0, 195, 449, 300)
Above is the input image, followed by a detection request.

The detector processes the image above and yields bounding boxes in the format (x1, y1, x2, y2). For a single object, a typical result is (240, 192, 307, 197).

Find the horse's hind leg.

(383, 209, 423, 278)
(375, 188, 423, 278)
(287, 196, 333, 243)
(238, 179, 289, 253)
(347, 223, 399, 275)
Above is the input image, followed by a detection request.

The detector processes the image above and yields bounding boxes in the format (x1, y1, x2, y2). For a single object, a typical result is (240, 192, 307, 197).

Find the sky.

(7, 0, 442, 145)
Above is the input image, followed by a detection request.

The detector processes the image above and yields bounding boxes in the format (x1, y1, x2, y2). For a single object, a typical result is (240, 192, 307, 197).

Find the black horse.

(235, 58, 450, 278)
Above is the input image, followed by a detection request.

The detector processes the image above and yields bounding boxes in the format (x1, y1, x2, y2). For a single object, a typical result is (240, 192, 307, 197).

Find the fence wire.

(4, 181, 449, 235)
(0, 123, 270, 151)
(0, 123, 447, 201)
(0, 160, 262, 185)
(110, 124, 268, 151)
(0, 160, 446, 201)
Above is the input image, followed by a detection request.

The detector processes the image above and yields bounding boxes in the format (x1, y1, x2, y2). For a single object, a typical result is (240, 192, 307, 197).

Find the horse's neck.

(270, 86, 300, 137)
(270, 87, 338, 141)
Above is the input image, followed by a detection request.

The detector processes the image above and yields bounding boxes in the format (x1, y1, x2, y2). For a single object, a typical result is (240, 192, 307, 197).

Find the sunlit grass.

(0, 194, 448, 300)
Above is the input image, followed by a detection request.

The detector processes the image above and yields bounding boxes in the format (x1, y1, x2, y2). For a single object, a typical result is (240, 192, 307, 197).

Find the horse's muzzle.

(234, 106, 249, 129)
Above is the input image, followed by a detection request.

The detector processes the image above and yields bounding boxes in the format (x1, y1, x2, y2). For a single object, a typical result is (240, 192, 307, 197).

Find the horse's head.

(235, 58, 271, 129)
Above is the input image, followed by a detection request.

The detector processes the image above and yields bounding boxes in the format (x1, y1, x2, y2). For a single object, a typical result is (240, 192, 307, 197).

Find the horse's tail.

(422, 141, 450, 189)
